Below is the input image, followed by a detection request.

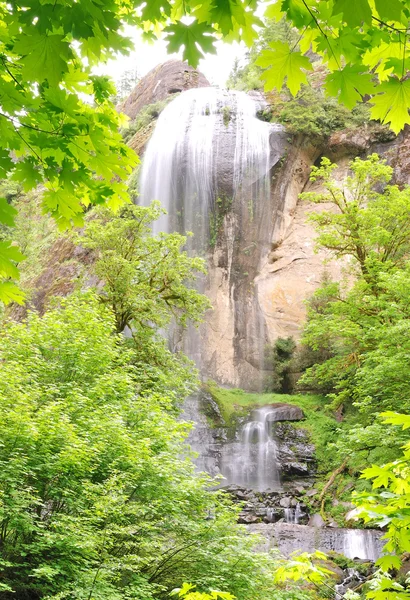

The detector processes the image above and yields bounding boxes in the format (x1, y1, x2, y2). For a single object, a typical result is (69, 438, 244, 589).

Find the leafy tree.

(299, 155, 410, 417)
(81, 202, 210, 333)
(0, 292, 311, 600)
(258, 0, 410, 134)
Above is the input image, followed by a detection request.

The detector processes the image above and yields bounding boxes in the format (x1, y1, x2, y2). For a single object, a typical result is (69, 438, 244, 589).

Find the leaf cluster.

(260, 0, 410, 134)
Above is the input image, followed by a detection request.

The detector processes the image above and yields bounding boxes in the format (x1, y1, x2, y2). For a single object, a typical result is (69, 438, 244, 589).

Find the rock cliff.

(124, 63, 410, 391)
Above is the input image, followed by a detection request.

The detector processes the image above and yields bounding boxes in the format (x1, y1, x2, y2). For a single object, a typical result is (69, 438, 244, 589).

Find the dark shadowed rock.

(118, 60, 210, 120)
(262, 403, 305, 422)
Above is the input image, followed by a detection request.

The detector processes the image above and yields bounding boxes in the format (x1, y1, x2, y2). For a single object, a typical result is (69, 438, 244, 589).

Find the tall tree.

(300, 155, 410, 417)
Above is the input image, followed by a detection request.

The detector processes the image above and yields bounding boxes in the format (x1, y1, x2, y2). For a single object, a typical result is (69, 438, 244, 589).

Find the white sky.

(100, 28, 248, 88)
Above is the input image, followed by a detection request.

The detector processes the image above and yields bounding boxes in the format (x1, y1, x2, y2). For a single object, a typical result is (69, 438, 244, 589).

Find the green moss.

(222, 105, 232, 127)
(209, 195, 232, 248)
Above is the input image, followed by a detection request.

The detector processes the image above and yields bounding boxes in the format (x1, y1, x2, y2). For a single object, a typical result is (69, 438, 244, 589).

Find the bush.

(264, 336, 296, 393)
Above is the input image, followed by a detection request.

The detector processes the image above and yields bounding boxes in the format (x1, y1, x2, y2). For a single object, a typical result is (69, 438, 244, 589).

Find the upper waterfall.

(139, 87, 281, 251)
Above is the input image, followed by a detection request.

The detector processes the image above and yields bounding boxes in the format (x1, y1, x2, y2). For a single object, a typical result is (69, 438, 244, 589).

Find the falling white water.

(220, 406, 281, 491)
(284, 502, 304, 524)
(342, 529, 380, 561)
(139, 87, 275, 254)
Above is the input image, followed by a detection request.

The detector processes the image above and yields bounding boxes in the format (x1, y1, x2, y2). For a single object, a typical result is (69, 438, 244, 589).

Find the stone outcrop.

(255, 403, 305, 422)
(117, 60, 210, 120)
(248, 522, 384, 561)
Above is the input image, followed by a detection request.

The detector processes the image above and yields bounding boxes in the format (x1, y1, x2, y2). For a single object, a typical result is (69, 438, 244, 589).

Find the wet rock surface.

(276, 423, 317, 479)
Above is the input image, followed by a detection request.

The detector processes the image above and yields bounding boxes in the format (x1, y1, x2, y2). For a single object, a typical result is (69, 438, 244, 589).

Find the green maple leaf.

(12, 159, 43, 192)
(370, 77, 410, 134)
(0, 198, 17, 227)
(374, 0, 403, 22)
(140, 0, 171, 22)
(376, 555, 402, 571)
(0, 241, 25, 279)
(325, 64, 375, 109)
(282, 0, 312, 27)
(14, 32, 71, 85)
(0, 281, 25, 305)
(264, 1, 285, 20)
(256, 40, 313, 95)
(380, 412, 410, 429)
(361, 464, 392, 488)
(209, 0, 244, 34)
(333, 0, 372, 26)
(165, 22, 217, 68)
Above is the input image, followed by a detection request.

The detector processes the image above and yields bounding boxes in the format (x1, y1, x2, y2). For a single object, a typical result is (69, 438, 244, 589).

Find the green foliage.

(264, 336, 296, 393)
(171, 583, 234, 600)
(351, 413, 410, 599)
(300, 155, 410, 419)
(81, 202, 211, 334)
(256, 41, 313, 96)
(262, 0, 410, 134)
(0, 292, 315, 600)
(275, 87, 370, 139)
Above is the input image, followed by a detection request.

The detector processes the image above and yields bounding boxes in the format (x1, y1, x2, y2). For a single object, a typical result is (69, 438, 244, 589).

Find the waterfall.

(139, 87, 276, 254)
(221, 406, 281, 491)
(342, 529, 381, 561)
(284, 502, 304, 524)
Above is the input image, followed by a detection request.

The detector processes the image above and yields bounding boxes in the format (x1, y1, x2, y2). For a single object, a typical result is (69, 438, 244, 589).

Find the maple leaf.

(333, 0, 372, 26)
(264, 1, 285, 21)
(374, 0, 403, 22)
(140, 0, 171, 22)
(0, 281, 25, 305)
(370, 77, 410, 134)
(165, 22, 217, 68)
(0, 198, 17, 227)
(0, 241, 25, 279)
(325, 64, 375, 109)
(12, 159, 43, 192)
(256, 40, 313, 95)
(281, 0, 312, 27)
(361, 464, 392, 488)
(13, 32, 71, 85)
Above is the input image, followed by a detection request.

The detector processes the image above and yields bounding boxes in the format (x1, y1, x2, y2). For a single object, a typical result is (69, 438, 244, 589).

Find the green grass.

(206, 381, 339, 472)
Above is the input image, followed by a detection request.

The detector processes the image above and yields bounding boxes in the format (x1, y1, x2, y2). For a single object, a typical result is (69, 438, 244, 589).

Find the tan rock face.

(117, 60, 210, 120)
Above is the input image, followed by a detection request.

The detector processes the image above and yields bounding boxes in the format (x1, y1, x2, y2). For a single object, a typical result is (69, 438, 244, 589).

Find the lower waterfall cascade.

(220, 405, 282, 491)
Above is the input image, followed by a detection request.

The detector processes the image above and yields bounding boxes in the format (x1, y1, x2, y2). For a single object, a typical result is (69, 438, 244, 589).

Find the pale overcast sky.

(100, 27, 248, 88)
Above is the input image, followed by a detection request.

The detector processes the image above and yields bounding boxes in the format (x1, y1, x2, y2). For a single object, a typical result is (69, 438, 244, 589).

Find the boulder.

(118, 60, 210, 120)
(308, 514, 326, 528)
(263, 403, 305, 422)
